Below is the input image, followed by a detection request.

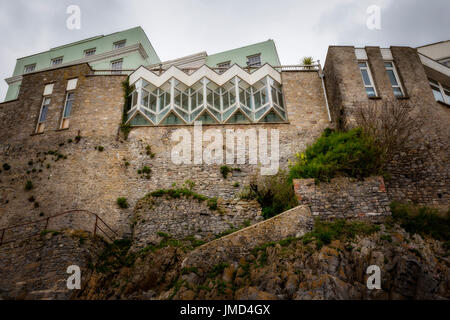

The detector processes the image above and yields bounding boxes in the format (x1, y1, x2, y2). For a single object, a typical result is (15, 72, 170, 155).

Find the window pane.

(393, 87, 403, 97)
(384, 62, 393, 68)
(365, 87, 376, 97)
(64, 100, 73, 118)
(358, 62, 367, 68)
(443, 87, 450, 104)
(432, 87, 444, 102)
(360, 69, 371, 86)
(40, 105, 48, 122)
(386, 70, 398, 86)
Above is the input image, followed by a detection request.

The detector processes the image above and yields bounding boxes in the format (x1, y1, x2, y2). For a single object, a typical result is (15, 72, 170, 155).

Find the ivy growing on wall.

(121, 78, 132, 140)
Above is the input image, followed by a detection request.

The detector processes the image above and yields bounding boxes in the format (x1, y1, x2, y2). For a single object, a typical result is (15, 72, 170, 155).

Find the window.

(61, 92, 75, 129)
(111, 59, 123, 74)
(113, 40, 126, 50)
(429, 79, 450, 104)
(36, 97, 51, 133)
(384, 62, 404, 98)
(84, 48, 96, 57)
(51, 57, 63, 66)
(358, 62, 377, 97)
(247, 54, 261, 67)
(438, 57, 450, 68)
(217, 61, 231, 74)
(24, 64, 36, 74)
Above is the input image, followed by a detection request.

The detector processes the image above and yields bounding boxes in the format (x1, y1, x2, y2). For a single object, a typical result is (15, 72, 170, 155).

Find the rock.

(235, 287, 278, 300)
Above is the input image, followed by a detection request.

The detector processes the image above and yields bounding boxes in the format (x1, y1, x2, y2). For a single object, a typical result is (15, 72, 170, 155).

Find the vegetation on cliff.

(289, 128, 383, 182)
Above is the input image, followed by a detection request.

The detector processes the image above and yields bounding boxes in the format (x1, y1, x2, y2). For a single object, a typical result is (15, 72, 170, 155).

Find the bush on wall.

(289, 128, 384, 182)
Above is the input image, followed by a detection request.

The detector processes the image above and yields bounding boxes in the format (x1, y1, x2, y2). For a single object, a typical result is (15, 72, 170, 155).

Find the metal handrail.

(0, 209, 119, 246)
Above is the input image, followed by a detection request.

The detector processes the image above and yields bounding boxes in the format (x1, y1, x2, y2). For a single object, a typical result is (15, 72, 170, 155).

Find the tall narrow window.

(111, 59, 123, 74)
(358, 62, 377, 97)
(61, 92, 75, 129)
(385, 62, 404, 97)
(51, 57, 63, 66)
(247, 54, 261, 67)
(36, 97, 51, 133)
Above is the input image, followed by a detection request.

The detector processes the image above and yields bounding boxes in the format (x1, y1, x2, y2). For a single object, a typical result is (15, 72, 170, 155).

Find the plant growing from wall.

(117, 197, 130, 209)
(2, 163, 11, 171)
(121, 78, 132, 140)
(289, 128, 383, 182)
(25, 180, 33, 191)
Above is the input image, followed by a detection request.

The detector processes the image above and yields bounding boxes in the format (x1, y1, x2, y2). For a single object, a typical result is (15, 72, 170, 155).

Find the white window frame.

(247, 54, 261, 67)
(113, 40, 126, 50)
(51, 57, 64, 67)
(429, 79, 450, 104)
(384, 61, 404, 97)
(60, 91, 75, 128)
(24, 64, 36, 74)
(358, 61, 377, 97)
(84, 48, 96, 57)
(111, 59, 123, 74)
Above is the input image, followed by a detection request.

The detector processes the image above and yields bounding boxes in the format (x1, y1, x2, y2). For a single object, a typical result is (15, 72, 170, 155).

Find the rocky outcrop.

(76, 221, 449, 300)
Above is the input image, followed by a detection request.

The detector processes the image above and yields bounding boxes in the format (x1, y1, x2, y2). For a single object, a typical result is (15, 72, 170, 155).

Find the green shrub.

(220, 165, 232, 179)
(251, 171, 298, 219)
(390, 202, 449, 241)
(207, 197, 218, 210)
(2, 163, 11, 171)
(25, 180, 33, 191)
(289, 128, 383, 182)
(116, 197, 129, 209)
(97, 146, 104, 152)
(141, 166, 151, 174)
(302, 219, 380, 248)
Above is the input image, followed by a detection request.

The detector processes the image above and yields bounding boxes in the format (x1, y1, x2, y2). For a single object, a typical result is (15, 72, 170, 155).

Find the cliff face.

(76, 222, 449, 300)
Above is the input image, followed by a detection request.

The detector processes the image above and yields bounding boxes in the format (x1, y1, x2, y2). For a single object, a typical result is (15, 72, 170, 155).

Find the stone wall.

(323, 46, 450, 207)
(0, 64, 330, 237)
(0, 230, 104, 300)
(182, 205, 313, 270)
(293, 177, 391, 219)
(132, 194, 262, 249)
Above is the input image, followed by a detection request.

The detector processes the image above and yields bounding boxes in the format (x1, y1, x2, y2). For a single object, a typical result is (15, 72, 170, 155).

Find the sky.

(0, 0, 449, 100)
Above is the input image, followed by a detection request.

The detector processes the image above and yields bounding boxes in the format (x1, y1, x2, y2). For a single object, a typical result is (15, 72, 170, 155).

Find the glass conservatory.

(126, 67, 288, 126)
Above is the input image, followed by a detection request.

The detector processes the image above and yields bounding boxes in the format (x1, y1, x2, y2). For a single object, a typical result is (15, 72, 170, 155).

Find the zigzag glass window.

(127, 74, 287, 126)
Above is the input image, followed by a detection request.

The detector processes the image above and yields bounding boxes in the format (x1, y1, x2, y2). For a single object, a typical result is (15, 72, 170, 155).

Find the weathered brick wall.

(323, 46, 450, 207)
(0, 65, 330, 239)
(293, 177, 391, 219)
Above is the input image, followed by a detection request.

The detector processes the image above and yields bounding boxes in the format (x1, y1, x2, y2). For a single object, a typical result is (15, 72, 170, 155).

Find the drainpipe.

(318, 60, 332, 123)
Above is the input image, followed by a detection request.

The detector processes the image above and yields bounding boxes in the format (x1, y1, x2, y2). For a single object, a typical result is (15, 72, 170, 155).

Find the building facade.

(0, 27, 448, 235)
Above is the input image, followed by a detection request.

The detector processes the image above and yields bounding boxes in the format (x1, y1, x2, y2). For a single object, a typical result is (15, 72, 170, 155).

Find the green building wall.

(206, 40, 281, 67)
(5, 27, 160, 101)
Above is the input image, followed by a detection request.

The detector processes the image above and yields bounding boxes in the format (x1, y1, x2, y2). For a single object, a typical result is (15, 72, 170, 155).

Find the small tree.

(354, 100, 424, 163)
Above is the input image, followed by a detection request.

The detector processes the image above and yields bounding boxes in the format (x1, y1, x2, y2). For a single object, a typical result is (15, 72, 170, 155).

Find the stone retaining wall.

(132, 194, 262, 249)
(293, 177, 391, 219)
(182, 205, 312, 270)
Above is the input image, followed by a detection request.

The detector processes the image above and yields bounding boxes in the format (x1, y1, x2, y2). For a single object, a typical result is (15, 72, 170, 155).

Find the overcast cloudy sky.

(0, 0, 449, 99)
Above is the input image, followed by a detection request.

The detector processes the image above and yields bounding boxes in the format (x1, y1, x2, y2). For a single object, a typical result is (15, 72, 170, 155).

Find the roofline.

(16, 26, 144, 61)
(416, 40, 450, 48)
(208, 39, 277, 57)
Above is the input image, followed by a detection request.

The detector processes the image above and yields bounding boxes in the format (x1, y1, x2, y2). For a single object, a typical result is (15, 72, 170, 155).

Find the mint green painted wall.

(5, 83, 20, 101)
(12, 27, 160, 76)
(4, 27, 161, 102)
(206, 40, 281, 67)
